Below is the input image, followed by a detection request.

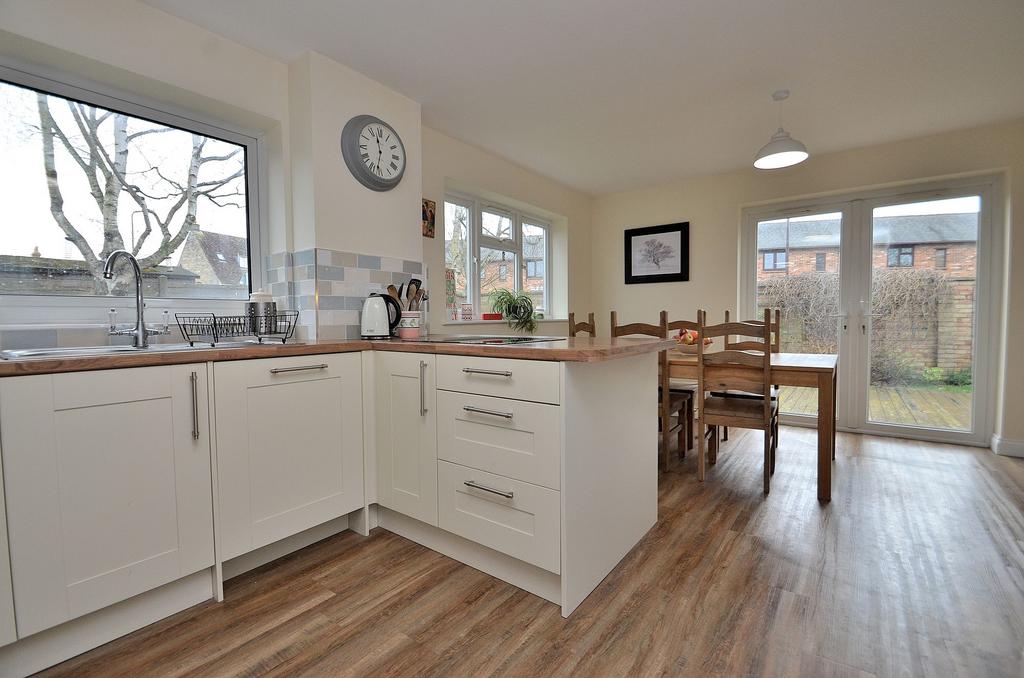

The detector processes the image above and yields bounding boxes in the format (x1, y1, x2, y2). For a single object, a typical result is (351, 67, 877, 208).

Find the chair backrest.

(611, 310, 670, 393)
(698, 308, 773, 423)
(723, 308, 781, 353)
(568, 312, 597, 337)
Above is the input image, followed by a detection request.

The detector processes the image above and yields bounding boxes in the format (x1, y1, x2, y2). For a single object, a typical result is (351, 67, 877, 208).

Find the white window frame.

(444, 192, 552, 315)
(0, 58, 267, 327)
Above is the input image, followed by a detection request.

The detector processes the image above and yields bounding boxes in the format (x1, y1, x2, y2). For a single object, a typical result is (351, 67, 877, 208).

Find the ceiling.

(145, 0, 1024, 195)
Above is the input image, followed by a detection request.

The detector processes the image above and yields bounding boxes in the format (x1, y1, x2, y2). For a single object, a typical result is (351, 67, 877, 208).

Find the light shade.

(754, 128, 809, 169)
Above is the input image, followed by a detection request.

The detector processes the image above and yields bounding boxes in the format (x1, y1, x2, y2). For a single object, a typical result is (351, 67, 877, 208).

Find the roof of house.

(757, 213, 977, 250)
(184, 231, 249, 285)
(0, 254, 197, 279)
(523, 234, 545, 260)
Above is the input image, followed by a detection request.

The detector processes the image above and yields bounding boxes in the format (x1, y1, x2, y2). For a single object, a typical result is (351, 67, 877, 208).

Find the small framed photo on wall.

(624, 222, 689, 284)
(422, 198, 436, 238)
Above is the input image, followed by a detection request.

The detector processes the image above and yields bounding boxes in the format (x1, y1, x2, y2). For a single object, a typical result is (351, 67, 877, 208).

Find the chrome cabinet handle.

(464, 480, 514, 499)
(419, 360, 428, 416)
(189, 371, 200, 440)
(269, 363, 328, 374)
(463, 405, 513, 419)
(462, 367, 512, 377)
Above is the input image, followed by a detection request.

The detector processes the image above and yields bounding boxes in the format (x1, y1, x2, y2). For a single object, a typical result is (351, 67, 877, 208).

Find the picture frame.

(624, 221, 689, 284)
(421, 198, 436, 238)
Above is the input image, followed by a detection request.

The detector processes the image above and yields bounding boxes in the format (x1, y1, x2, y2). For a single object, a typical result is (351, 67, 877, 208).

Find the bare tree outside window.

(0, 80, 250, 298)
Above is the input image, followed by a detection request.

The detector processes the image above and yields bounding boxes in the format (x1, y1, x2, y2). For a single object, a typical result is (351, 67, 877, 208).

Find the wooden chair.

(720, 308, 781, 442)
(568, 312, 596, 337)
(697, 309, 780, 493)
(611, 310, 689, 471)
(666, 316, 699, 455)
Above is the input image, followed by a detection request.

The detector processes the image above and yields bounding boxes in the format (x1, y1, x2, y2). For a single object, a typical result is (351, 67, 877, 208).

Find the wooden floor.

(783, 385, 972, 430)
(40, 428, 1024, 677)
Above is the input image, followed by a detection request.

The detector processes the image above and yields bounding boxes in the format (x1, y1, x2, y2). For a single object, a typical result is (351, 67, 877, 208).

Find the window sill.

(441, 318, 567, 326)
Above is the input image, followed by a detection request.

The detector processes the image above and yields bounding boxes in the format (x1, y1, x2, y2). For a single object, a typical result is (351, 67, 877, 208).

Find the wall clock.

(340, 114, 406, 191)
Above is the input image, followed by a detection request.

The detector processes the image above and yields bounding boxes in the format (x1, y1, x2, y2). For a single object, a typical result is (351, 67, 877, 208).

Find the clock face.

(358, 122, 405, 181)
(341, 115, 406, 191)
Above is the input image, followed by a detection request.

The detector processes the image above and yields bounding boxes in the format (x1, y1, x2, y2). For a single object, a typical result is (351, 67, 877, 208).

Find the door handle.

(419, 360, 428, 416)
(189, 371, 200, 440)
(462, 367, 513, 378)
(463, 405, 514, 419)
(269, 363, 328, 374)
(464, 480, 514, 499)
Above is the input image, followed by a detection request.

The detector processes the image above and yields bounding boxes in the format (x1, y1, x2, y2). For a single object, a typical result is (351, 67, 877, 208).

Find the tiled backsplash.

(0, 248, 424, 349)
(266, 248, 425, 341)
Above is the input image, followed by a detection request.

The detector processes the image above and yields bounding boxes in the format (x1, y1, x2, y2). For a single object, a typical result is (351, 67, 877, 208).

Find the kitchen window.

(887, 245, 914, 267)
(444, 194, 551, 316)
(763, 249, 788, 271)
(0, 65, 261, 312)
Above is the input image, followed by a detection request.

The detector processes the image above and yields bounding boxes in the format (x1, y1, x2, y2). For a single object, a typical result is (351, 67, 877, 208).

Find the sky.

(0, 81, 248, 265)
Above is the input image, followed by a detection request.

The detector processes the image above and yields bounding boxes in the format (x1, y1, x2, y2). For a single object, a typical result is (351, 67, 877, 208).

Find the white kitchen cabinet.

(375, 352, 438, 525)
(214, 353, 364, 560)
(0, 364, 215, 638)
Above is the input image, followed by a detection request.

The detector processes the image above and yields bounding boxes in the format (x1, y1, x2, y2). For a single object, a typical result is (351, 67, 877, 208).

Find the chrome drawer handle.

(464, 480, 514, 499)
(269, 363, 328, 374)
(419, 360, 428, 416)
(189, 371, 200, 440)
(463, 405, 514, 419)
(462, 367, 512, 378)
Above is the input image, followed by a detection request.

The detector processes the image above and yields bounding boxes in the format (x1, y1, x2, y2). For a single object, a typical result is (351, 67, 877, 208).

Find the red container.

(481, 313, 503, 320)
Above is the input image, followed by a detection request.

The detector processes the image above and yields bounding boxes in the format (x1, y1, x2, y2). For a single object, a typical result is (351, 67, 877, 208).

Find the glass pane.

(443, 201, 471, 312)
(481, 209, 512, 240)
(522, 222, 547, 313)
(755, 212, 843, 416)
(867, 196, 979, 431)
(0, 80, 249, 299)
(479, 247, 517, 313)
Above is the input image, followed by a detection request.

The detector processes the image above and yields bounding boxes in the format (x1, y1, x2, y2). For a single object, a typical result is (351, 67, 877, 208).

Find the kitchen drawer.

(437, 355, 559, 404)
(437, 460, 560, 574)
(437, 390, 560, 490)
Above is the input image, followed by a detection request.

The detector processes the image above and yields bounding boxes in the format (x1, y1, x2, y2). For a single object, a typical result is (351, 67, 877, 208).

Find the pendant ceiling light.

(754, 89, 809, 170)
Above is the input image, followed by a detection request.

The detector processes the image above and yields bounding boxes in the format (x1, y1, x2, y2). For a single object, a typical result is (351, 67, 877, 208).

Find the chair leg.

(763, 427, 771, 494)
(697, 417, 706, 482)
(677, 406, 687, 460)
(686, 399, 695, 451)
(660, 409, 671, 473)
(769, 419, 777, 476)
(708, 426, 719, 465)
(722, 426, 729, 442)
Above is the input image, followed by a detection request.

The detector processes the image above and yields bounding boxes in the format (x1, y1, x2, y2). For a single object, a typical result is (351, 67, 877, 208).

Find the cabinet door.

(214, 353, 364, 560)
(375, 352, 438, 525)
(0, 364, 215, 638)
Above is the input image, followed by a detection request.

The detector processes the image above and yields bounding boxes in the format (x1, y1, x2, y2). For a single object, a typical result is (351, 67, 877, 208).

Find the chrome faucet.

(103, 250, 168, 348)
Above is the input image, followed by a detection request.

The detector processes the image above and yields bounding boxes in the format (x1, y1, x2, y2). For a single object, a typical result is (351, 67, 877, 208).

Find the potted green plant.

(488, 289, 537, 333)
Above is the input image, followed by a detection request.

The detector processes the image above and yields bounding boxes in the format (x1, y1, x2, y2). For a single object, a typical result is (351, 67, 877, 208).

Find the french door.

(741, 177, 1000, 446)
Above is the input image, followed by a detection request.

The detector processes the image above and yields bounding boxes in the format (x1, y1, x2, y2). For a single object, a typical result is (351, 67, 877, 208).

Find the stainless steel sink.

(1, 341, 278, 360)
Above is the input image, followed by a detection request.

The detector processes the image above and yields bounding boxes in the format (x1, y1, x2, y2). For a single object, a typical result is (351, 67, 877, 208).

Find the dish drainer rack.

(175, 311, 298, 346)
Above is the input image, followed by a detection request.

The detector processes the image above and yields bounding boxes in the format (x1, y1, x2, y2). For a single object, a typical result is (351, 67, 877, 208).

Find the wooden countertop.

(0, 336, 676, 377)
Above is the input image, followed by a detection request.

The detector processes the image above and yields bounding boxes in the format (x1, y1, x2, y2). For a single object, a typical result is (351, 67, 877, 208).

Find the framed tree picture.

(624, 222, 689, 284)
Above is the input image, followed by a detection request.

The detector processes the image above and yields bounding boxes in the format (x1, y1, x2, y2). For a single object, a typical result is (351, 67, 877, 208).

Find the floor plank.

(38, 428, 1024, 677)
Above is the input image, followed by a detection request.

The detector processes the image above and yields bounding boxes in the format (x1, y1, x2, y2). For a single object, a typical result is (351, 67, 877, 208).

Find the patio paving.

(781, 385, 971, 431)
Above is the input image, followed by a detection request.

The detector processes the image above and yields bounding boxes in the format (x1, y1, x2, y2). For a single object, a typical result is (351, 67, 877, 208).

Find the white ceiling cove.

(145, 0, 1024, 194)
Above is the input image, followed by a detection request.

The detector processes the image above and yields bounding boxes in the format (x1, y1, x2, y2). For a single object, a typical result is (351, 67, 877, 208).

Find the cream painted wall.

(421, 126, 594, 334)
(591, 119, 1023, 443)
(301, 52, 422, 260)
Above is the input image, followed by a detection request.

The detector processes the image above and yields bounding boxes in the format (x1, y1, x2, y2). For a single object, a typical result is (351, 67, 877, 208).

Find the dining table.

(667, 350, 838, 502)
